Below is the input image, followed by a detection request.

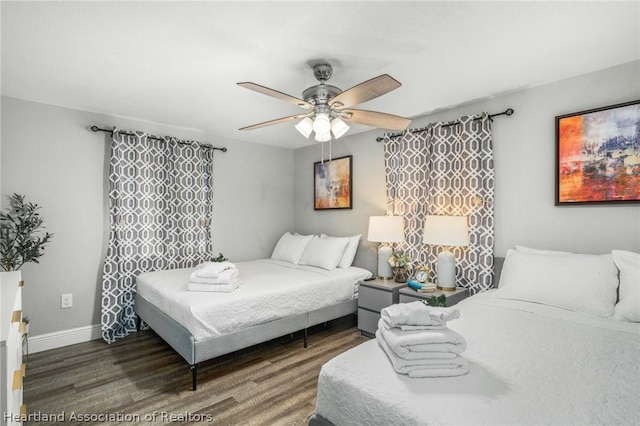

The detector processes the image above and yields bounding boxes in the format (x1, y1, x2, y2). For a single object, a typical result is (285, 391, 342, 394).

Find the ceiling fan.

(237, 62, 411, 142)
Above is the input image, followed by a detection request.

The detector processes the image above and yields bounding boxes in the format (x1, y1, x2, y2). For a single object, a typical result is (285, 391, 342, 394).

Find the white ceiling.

(2, 1, 639, 149)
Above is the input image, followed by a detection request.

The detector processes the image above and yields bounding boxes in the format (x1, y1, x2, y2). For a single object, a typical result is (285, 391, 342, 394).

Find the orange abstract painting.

(314, 155, 352, 210)
(556, 101, 640, 205)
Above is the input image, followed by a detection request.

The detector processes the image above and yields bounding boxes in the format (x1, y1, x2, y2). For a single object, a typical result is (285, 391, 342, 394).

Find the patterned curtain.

(383, 113, 494, 294)
(101, 128, 215, 343)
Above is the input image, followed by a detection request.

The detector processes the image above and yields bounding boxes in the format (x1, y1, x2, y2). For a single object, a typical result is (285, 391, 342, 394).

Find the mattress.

(315, 291, 640, 426)
(136, 259, 371, 341)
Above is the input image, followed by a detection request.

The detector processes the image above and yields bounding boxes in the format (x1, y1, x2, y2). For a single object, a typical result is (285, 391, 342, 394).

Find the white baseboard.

(29, 324, 102, 354)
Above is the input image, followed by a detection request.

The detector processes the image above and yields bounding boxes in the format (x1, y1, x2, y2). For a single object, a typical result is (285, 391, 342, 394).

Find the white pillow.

(495, 249, 619, 317)
(338, 234, 361, 268)
(612, 250, 640, 322)
(514, 245, 571, 256)
(271, 232, 313, 264)
(300, 236, 349, 270)
(320, 234, 361, 268)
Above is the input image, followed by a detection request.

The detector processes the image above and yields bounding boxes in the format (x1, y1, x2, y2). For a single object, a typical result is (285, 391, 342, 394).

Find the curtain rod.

(375, 108, 514, 142)
(90, 126, 228, 152)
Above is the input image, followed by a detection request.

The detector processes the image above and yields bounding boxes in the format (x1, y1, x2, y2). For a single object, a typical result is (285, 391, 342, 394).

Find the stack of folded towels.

(188, 261, 241, 293)
(376, 301, 469, 378)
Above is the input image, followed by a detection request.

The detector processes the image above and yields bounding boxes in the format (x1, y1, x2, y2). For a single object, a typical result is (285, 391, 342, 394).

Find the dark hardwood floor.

(23, 316, 368, 425)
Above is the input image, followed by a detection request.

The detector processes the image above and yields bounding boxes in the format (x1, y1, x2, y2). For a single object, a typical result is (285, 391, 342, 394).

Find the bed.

(310, 247, 640, 425)
(134, 232, 374, 390)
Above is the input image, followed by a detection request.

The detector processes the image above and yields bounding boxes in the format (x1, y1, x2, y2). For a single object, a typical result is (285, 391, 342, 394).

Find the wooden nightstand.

(399, 286, 469, 306)
(358, 279, 406, 337)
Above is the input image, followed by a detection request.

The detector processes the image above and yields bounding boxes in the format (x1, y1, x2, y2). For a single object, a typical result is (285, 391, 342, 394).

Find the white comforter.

(136, 259, 370, 341)
(315, 291, 640, 425)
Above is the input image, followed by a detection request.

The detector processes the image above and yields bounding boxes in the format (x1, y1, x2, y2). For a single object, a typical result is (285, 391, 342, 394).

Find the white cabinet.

(1, 271, 25, 426)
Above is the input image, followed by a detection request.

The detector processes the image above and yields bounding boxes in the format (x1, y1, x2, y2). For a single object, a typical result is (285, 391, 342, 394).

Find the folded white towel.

(377, 319, 467, 355)
(193, 261, 237, 278)
(381, 301, 460, 330)
(190, 276, 241, 288)
(381, 319, 445, 331)
(380, 338, 458, 361)
(187, 281, 240, 293)
(377, 330, 469, 378)
(190, 268, 239, 284)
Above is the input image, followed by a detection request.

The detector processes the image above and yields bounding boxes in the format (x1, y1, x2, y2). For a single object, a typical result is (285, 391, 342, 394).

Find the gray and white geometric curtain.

(383, 113, 494, 294)
(101, 128, 215, 343)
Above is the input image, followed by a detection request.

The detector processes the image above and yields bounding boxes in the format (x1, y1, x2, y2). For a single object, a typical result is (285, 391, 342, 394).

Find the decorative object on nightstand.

(407, 279, 436, 293)
(388, 250, 412, 283)
(368, 215, 405, 280)
(423, 295, 447, 307)
(414, 264, 430, 283)
(211, 253, 228, 262)
(399, 286, 469, 307)
(423, 215, 469, 291)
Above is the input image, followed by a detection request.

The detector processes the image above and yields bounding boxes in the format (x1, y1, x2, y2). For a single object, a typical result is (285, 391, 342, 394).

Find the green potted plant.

(423, 294, 447, 307)
(0, 193, 53, 271)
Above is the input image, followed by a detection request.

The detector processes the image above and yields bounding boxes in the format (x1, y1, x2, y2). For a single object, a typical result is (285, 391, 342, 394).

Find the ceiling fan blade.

(239, 113, 310, 131)
(330, 74, 401, 109)
(237, 82, 313, 110)
(341, 109, 411, 131)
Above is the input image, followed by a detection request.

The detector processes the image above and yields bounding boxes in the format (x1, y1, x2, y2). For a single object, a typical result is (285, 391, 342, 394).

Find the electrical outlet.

(61, 293, 73, 309)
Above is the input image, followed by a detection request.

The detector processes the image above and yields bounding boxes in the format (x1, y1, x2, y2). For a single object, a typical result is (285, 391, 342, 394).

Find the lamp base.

(436, 285, 457, 292)
(377, 244, 393, 280)
(436, 250, 456, 291)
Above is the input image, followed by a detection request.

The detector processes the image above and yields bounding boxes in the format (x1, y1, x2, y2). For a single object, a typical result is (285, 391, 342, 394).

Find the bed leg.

(190, 364, 197, 391)
(135, 315, 141, 332)
(304, 328, 308, 348)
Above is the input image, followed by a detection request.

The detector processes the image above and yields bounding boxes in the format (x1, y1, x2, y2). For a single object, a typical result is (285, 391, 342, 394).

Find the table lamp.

(367, 216, 405, 279)
(422, 215, 469, 291)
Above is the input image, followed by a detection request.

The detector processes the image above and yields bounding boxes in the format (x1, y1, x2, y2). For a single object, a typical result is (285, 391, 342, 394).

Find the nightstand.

(358, 279, 406, 337)
(399, 286, 469, 306)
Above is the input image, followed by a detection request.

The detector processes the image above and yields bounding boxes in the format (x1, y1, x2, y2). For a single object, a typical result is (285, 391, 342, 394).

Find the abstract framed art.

(314, 155, 353, 210)
(555, 100, 640, 205)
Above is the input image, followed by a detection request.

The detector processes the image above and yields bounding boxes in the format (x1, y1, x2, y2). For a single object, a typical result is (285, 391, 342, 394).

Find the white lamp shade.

(295, 117, 313, 138)
(313, 113, 331, 134)
(422, 215, 469, 247)
(314, 132, 331, 142)
(368, 215, 405, 279)
(331, 117, 350, 139)
(368, 216, 405, 243)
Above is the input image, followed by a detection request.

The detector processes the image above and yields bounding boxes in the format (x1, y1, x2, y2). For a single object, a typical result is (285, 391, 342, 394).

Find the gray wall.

(295, 61, 640, 261)
(1, 96, 295, 336)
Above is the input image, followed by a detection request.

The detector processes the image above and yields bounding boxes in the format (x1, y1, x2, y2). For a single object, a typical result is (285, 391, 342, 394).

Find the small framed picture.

(314, 155, 353, 210)
(555, 100, 640, 205)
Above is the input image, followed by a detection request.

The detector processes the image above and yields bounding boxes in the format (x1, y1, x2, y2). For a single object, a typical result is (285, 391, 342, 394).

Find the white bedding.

(315, 291, 640, 426)
(136, 259, 371, 341)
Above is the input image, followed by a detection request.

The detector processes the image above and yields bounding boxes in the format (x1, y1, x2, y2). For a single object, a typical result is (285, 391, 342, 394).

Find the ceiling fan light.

(295, 117, 313, 138)
(313, 113, 331, 135)
(331, 117, 350, 139)
(314, 132, 331, 142)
